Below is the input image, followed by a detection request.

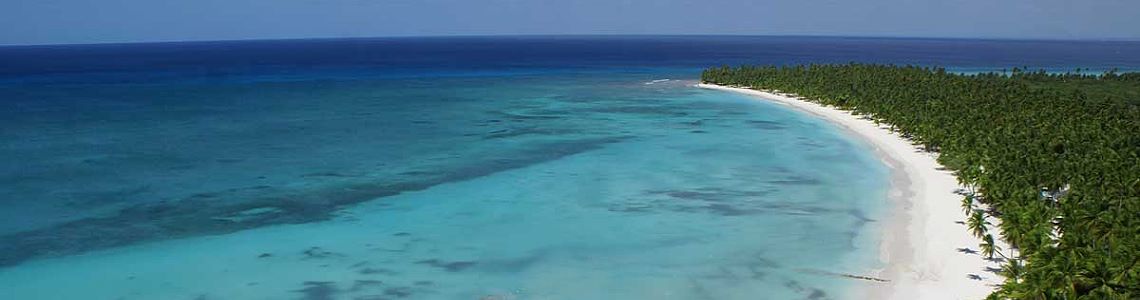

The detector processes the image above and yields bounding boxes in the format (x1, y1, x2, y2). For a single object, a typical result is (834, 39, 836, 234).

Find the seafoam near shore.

(698, 83, 1009, 299)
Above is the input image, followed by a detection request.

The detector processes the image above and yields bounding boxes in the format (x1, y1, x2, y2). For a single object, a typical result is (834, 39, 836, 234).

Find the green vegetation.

(702, 64, 1140, 299)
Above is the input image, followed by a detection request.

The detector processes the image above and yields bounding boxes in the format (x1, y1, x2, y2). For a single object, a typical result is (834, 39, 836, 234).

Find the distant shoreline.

(698, 83, 1008, 299)
(5, 34, 1140, 48)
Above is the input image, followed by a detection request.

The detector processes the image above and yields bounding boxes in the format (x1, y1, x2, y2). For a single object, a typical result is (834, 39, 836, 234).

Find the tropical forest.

(701, 64, 1140, 299)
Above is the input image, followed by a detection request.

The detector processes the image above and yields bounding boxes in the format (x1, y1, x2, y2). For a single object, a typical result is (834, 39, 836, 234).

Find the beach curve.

(698, 83, 1009, 300)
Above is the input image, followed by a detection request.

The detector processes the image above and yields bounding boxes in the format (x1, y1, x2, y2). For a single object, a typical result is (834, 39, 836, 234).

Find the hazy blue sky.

(2, 0, 1138, 45)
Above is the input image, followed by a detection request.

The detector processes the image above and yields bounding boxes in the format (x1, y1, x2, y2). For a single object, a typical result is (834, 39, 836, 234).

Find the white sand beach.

(699, 83, 1009, 299)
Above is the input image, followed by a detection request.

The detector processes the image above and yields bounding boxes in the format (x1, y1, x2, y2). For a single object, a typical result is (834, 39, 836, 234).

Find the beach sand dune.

(699, 83, 1009, 300)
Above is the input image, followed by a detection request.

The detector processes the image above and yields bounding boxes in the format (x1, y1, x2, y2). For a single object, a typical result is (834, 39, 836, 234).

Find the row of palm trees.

(702, 64, 1139, 299)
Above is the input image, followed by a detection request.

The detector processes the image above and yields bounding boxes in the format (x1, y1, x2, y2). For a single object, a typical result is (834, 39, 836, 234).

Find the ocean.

(2, 36, 1138, 299)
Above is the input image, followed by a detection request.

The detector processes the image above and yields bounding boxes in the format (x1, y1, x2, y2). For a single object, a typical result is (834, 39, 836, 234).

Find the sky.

(1, 0, 1138, 45)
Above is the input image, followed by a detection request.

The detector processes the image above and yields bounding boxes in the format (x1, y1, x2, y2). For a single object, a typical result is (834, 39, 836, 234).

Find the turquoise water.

(6, 36, 1138, 299)
(1, 75, 888, 299)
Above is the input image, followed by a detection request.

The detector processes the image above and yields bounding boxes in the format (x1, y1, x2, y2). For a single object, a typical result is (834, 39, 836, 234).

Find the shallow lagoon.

(1, 75, 889, 299)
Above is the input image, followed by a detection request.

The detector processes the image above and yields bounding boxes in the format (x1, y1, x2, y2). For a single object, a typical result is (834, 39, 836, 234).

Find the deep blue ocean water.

(2, 36, 1139, 299)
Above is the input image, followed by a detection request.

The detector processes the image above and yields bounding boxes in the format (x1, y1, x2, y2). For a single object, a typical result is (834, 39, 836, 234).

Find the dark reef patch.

(587, 105, 682, 116)
(490, 111, 564, 121)
(796, 138, 826, 149)
(350, 279, 385, 292)
(481, 127, 577, 140)
(358, 267, 399, 275)
(683, 119, 706, 126)
(847, 209, 874, 223)
(704, 203, 756, 216)
(302, 247, 342, 259)
(782, 279, 830, 299)
(0, 137, 628, 267)
(748, 254, 782, 269)
(611, 187, 859, 219)
(767, 175, 823, 186)
(806, 288, 829, 300)
(607, 203, 653, 213)
(383, 286, 414, 298)
(395, 170, 440, 177)
(703, 266, 745, 282)
(294, 281, 338, 300)
(473, 249, 552, 273)
(415, 259, 478, 272)
(301, 171, 356, 178)
(745, 120, 787, 130)
(646, 187, 772, 202)
(61, 186, 152, 209)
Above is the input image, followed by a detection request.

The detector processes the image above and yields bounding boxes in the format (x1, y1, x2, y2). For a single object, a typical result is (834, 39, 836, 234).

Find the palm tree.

(1001, 259, 1025, 283)
(961, 195, 974, 217)
(968, 210, 988, 239)
(980, 234, 1002, 260)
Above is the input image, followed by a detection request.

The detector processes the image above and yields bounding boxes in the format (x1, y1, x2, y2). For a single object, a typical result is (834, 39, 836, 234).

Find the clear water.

(2, 36, 1139, 299)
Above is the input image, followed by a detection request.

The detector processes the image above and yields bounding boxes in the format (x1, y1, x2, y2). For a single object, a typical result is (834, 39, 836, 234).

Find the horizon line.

(3, 33, 1140, 48)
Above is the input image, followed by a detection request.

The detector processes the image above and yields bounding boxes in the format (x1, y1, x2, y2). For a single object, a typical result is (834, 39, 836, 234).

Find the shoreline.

(698, 83, 1007, 299)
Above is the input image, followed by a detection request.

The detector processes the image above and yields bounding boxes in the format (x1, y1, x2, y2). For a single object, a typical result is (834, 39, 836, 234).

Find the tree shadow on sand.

(956, 247, 978, 254)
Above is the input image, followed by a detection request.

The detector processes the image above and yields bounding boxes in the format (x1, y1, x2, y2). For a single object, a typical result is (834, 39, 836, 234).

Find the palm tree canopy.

(702, 64, 1140, 298)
